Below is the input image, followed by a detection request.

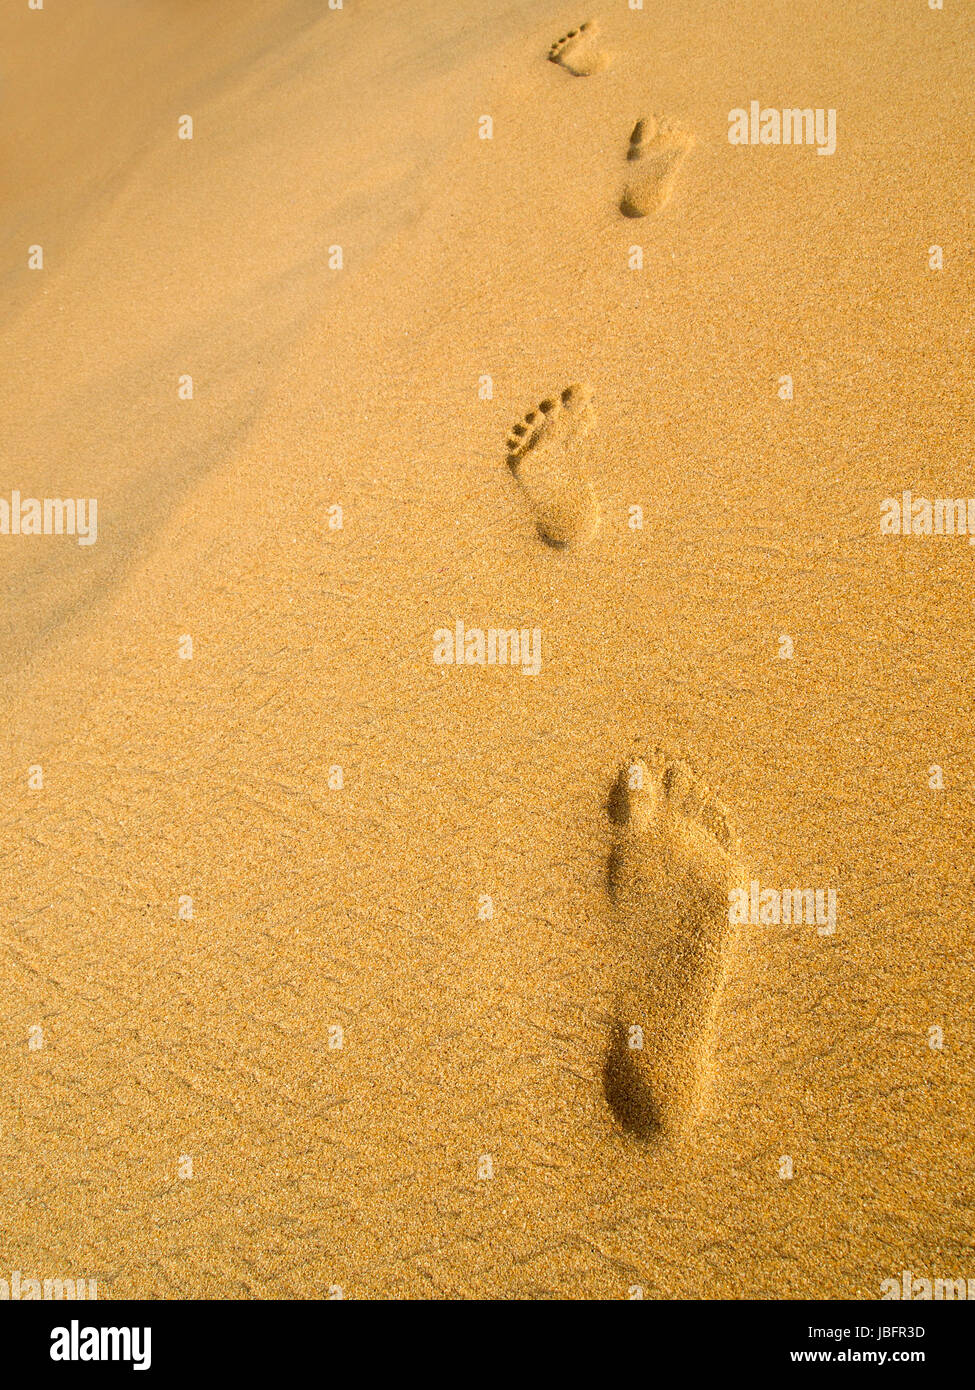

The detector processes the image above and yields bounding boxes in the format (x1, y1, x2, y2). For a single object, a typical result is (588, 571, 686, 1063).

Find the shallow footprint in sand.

(505, 384, 600, 548)
(603, 748, 742, 1140)
(619, 116, 695, 217)
(548, 20, 611, 76)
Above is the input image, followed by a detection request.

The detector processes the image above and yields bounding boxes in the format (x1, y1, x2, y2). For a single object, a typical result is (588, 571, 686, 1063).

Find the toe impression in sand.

(603, 748, 743, 1141)
(505, 384, 600, 548)
(620, 116, 695, 217)
(547, 21, 611, 76)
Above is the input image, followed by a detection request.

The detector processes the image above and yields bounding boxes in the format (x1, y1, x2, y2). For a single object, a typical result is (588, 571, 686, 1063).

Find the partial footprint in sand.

(619, 116, 695, 217)
(603, 748, 742, 1140)
(505, 385, 600, 548)
(548, 21, 611, 76)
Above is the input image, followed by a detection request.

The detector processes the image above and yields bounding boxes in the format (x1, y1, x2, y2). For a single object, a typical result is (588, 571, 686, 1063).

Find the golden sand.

(1, 0, 972, 1299)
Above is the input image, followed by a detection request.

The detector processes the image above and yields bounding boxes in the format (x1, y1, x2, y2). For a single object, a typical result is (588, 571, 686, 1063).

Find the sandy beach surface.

(1, 0, 972, 1299)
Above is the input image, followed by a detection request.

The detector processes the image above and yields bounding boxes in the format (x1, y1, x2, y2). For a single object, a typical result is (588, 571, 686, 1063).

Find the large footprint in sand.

(505, 384, 600, 547)
(548, 21, 611, 76)
(620, 116, 695, 217)
(604, 748, 743, 1139)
